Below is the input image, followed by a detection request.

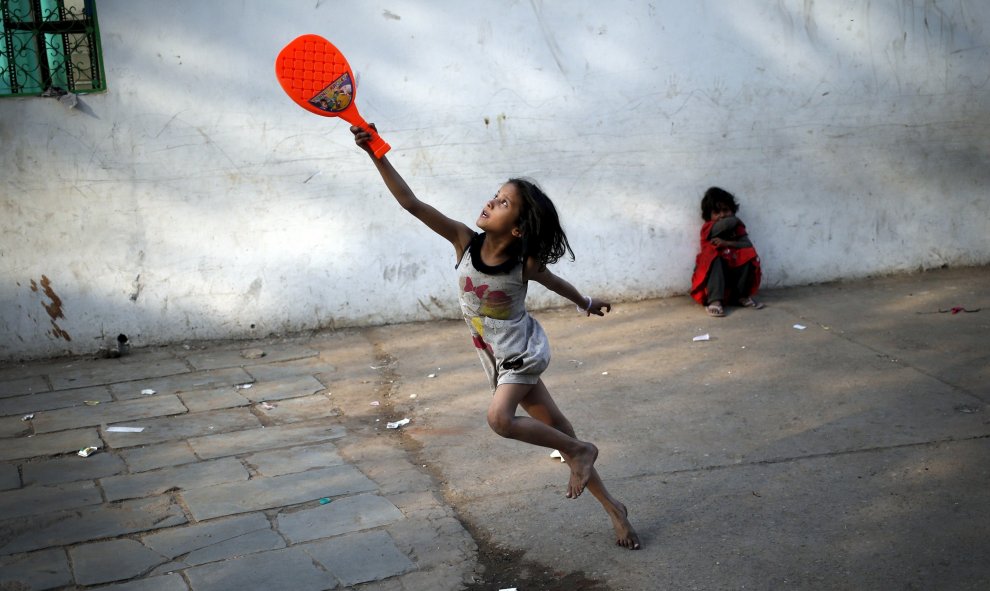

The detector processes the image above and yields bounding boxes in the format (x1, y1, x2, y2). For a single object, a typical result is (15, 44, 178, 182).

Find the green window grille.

(1, 0, 105, 96)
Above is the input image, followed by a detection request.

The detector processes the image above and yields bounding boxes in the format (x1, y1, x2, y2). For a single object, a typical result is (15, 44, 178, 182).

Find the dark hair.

(700, 186, 739, 221)
(507, 177, 574, 266)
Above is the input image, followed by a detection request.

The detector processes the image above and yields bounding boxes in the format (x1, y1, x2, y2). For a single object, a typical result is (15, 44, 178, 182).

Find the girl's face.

(711, 203, 734, 221)
(477, 183, 523, 236)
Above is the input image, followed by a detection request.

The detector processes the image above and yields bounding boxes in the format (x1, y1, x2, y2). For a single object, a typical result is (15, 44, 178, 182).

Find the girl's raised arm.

(352, 125, 473, 252)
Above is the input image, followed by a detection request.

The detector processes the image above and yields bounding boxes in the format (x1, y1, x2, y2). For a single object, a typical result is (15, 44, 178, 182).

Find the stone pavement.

(0, 332, 478, 590)
(1, 266, 989, 590)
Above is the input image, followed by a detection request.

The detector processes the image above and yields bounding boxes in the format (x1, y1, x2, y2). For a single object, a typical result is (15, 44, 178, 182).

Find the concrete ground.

(1, 266, 988, 590)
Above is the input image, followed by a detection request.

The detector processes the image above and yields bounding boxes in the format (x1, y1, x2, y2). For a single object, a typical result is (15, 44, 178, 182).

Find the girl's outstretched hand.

(351, 124, 376, 156)
(585, 297, 612, 317)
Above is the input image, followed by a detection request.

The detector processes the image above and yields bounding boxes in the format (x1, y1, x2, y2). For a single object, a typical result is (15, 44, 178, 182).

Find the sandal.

(739, 297, 765, 309)
(706, 302, 725, 317)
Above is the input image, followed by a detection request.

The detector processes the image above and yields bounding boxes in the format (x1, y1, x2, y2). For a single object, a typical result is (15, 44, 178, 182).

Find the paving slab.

(32, 394, 188, 433)
(0, 385, 112, 417)
(187, 420, 346, 460)
(101, 457, 249, 502)
(0, 496, 187, 555)
(347, 452, 438, 496)
(100, 408, 260, 448)
(243, 441, 345, 477)
(243, 357, 336, 382)
(277, 493, 405, 543)
(70, 539, 170, 586)
(386, 515, 479, 572)
(183, 546, 336, 591)
(0, 547, 72, 590)
(235, 374, 327, 403)
(109, 367, 254, 400)
(48, 354, 190, 391)
(254, 393, 338, 424)
(22, 450, 127, 486)
(181, 343, 318, 371)
(176, 387, 249, 412)
(0, 375, 51, 398)
(0, 479, 103, 519)
(89, 573, 189, 591)
(301, 530, 415, 587)
(0, 358, 77, 382)
(0, 414, 30, 437)
(0, 427, 101, 461)
(141, 512, 284, 566)
(0, 462, 19, 490)
(180, 464, 378, 521)
(119, 442, 199, 473)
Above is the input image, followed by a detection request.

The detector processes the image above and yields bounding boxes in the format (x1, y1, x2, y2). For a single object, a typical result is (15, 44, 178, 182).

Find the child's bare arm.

(352, 125, 473, 251)
(525, 260, 611, 317)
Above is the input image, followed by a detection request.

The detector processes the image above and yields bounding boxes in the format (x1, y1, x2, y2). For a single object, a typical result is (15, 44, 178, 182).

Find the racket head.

(275, 34, 360, 118)
(275, 34, 390, 158)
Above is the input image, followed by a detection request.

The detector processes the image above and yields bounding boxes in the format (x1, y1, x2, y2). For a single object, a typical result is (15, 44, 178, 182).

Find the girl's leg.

(488, 382, 598, 499)
(733, 262, 764, 308)
(518, 380, 641, 550)
(704, 259, 726, 316)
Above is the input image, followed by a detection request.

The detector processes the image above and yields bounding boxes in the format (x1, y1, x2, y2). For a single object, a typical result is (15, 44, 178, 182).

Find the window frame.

(1, 0, 106, 97)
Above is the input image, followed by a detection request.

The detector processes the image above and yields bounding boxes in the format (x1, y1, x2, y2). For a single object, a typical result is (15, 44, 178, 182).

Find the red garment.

(690, 219, 761, 304)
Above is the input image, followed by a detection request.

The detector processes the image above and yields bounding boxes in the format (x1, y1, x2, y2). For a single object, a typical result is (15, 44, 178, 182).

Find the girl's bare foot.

(609, 502, 641, 550)
(564, 442, 598, 498)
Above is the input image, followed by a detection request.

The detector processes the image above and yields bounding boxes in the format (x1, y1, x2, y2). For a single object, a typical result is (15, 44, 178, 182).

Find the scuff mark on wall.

(30, 275, 71, 341)
(803, 0, 819, 43)
(130, 274, 143, 302)
(529, 0, 568, 76)
(246, 278, 263, 301)
(382, 262, 423, 283)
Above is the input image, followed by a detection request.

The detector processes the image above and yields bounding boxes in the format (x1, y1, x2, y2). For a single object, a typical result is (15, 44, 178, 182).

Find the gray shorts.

(471, 314, 551, 392)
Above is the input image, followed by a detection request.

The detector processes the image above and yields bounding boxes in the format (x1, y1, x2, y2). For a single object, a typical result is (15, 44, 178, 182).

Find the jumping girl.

(352, 125, 640, 550)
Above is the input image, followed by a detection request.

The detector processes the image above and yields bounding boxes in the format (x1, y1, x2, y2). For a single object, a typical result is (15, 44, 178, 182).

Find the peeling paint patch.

(50, 320, 71, 341)
(30, 275, 71, 341)
(31, 276, 64, 321)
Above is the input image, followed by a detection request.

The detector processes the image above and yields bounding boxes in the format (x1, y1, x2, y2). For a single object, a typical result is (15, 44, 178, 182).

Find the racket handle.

(367, 129, 391, 159)
(345, 114, 391, 158)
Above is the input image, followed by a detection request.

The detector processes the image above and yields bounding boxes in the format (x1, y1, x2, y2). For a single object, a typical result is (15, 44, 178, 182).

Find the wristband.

(575, 295, 592, 313)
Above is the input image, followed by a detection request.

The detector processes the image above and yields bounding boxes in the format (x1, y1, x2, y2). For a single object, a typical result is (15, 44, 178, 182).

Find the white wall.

(2, 0, 988, 360)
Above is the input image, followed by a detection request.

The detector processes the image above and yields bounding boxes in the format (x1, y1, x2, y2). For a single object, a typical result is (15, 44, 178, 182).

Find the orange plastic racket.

(275, 34, 390, 159)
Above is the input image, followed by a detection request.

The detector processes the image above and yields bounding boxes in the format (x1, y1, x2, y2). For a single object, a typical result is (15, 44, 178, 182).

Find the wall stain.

(30, 275, 72, 341)
(130, 274, 143, 302)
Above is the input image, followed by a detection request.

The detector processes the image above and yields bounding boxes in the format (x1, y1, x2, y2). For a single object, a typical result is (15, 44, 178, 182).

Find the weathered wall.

(2, 1, 988, 360)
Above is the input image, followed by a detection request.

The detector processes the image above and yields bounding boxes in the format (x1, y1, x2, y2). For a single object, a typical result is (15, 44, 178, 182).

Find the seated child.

(690, 187, 763, 317)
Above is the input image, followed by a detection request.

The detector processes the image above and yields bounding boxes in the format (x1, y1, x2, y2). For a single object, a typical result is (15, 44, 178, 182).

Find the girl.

(690, 186, 763, 317)
(352, 125, 640, 550)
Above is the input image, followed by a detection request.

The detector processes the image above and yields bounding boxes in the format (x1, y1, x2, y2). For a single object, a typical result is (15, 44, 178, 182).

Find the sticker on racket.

(275, 34, 390, 158)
